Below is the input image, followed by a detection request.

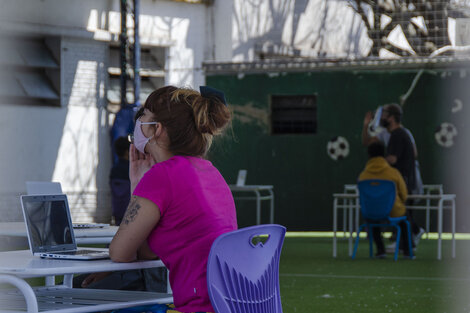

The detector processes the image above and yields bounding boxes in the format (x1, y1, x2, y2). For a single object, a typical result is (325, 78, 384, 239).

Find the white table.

(332, 191, 456, 260)
(0, 222, 118, 245)
(229, 185, 274, 225)
(340, 185, 359, 239)
(337, 184, 444, 238)
(419, 185, 444, 237)
(407, 194, 456, 260)
(332, 193, 360, 258)
(0, 249, 172, 313)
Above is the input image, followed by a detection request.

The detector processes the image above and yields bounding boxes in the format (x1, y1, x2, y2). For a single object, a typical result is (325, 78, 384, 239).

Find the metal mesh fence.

(351, 0, 470, 58)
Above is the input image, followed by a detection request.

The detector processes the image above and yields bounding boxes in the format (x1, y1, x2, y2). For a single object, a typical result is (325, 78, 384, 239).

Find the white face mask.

(133, 118, 157, 154)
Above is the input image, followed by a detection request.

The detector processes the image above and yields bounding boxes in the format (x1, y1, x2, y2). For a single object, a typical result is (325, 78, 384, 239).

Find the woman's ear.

(154, 122, 162, 138)
(153, 123, 170, 147)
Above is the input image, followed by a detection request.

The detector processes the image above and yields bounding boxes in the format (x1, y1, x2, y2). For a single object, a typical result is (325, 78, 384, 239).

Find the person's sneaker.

(413, 227, 426, 246)
(386, 241, 416, 254)
(403, 253, 416, 260)
(386, 242, 396, 253)
(375, 253, 387, 259)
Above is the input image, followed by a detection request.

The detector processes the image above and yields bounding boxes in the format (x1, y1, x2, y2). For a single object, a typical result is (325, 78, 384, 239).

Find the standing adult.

(362, 104, 425, 244)
(379, 104, 416, 193)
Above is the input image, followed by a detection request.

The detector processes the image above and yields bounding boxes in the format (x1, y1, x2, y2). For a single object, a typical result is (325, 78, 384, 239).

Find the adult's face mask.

(133, 118, 157, 154)
(380, 118, 390, 128)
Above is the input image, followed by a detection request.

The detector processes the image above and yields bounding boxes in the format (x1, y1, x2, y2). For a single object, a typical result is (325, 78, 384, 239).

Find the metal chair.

(207, 224, 286, 313)
(352, 179, 413, 261)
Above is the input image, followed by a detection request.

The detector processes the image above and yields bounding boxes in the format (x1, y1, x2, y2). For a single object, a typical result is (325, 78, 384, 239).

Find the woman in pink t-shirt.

(109, 86, 237, 313)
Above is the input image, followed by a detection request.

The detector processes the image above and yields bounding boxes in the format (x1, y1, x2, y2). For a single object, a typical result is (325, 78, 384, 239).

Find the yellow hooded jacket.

(358, 157, 408, 217)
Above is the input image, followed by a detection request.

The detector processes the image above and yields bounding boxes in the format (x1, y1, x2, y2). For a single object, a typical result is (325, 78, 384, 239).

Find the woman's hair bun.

(171, 88, 230, 136)
(192, 94, 230, 135)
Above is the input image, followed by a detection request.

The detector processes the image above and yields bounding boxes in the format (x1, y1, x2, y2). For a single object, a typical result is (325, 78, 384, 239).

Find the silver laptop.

(20, 194, 109, 260)
(236, 170, 247, 187)
(26, 181, 63, 195)
(25, 181, 109, 229)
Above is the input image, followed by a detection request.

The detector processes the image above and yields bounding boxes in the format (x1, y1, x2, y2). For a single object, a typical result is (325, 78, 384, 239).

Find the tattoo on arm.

(122, 196, 141, 225)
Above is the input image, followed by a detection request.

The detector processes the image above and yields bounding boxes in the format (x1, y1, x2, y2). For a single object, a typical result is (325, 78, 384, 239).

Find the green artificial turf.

(279, 236, 470, 313)
(3, 235, 470, 313)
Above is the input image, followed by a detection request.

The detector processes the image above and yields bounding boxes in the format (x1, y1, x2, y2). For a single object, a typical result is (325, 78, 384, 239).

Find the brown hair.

(143, 85, 231, 157)
(384, 103, 403, 123)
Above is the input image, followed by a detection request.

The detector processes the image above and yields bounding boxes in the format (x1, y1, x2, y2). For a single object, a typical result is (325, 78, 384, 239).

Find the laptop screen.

(21, 195, 77, 253)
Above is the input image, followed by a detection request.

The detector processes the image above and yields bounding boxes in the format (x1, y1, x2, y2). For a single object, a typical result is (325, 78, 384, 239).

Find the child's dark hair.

(114, 136, 130, 158)
(368, 141, 385, 158)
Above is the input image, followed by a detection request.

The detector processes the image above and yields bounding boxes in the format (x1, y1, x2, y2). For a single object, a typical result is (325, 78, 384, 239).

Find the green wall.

(206, 68, 470, 231)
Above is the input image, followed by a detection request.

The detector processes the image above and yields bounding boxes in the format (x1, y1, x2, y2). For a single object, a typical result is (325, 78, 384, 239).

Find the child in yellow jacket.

(358, 142, 411, 257)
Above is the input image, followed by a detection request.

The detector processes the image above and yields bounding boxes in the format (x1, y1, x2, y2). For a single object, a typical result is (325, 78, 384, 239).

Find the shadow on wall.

(232, 0, 368, 60)
(52, 39, 111, 223)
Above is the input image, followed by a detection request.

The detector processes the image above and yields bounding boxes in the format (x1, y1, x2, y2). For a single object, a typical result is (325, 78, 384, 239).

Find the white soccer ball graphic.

(327, 136, 350, 160)
(435, 122, 457, 148)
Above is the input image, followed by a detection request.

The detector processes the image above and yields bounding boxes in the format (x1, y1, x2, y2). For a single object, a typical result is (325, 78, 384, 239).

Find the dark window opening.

(271, 95, 317, 134)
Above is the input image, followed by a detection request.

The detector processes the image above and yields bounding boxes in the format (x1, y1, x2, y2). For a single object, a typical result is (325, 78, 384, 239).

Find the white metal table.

(332, 191, 456, 260)
(419, 184, 444, 237)
(407, 193, 456, 260)
(229, 185, 274, 225)
(0, 249, 172, 313)
(0, 222, 118, 245)
(332, 193, 360, 258)
(336, 184, 444, 238)
(340, 185, 359, 239)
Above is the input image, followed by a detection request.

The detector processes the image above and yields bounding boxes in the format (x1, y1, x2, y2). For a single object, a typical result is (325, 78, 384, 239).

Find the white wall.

(0, 0, 222, 222)
(211, 0, 233, 61)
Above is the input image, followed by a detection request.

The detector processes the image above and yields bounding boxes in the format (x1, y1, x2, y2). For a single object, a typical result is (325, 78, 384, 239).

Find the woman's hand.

(81, 272, 112, 288)
(129, 144, 156, 192)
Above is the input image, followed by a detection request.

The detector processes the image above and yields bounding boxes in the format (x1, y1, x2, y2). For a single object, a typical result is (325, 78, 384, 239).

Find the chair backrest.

(207, 224, 286, 313)
(358, 179, 396, 221)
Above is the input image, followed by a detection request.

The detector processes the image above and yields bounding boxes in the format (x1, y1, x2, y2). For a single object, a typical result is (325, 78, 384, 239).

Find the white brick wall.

(52, 38, 112, 222)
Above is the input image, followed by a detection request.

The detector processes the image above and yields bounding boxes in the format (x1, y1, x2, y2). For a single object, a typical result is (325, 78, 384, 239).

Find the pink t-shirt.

(133, 156, 237, 312)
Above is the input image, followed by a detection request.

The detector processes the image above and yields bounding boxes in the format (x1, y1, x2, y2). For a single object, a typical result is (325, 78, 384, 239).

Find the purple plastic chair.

(207, 224, 286, 313)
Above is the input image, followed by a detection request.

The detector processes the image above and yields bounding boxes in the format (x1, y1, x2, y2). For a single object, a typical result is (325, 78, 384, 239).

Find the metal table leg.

(268, 188, 274, 224)
(254, 190, 261, 225)
(348, 200, 353, 256)
(45, 276, 55, 286)
(437, 198, 443, 260)
(426, 194, 431, 239)
(452, 199, 456, 258)
(333, 198, 338, 258)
